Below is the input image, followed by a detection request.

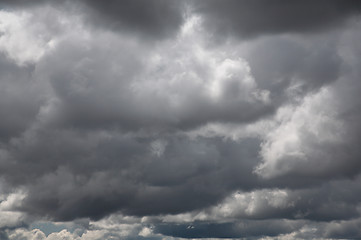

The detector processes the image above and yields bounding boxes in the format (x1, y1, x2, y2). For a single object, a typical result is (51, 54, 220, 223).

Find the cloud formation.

(0, 1, 361, 239)
(194, 0, 361, 40)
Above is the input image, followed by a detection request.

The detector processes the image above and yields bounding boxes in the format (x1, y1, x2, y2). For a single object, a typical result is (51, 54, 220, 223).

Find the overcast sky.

(0, 0, 361, 239)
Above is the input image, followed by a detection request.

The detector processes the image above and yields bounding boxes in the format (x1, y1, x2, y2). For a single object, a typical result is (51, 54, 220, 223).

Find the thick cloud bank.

(1, 1, 361, 239)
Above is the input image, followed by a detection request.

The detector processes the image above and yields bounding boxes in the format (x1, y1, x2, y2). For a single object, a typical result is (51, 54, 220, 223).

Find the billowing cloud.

(0, 1, 361, 240)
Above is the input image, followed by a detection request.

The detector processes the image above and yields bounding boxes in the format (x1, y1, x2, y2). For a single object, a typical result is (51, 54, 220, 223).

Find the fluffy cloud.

(0, 1, 361, 240)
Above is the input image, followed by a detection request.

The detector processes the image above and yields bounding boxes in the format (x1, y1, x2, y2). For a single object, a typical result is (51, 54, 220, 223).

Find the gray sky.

(0, 1, 361, 239)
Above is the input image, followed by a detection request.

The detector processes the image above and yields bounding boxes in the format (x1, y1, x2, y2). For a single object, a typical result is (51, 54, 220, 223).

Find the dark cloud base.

(195, 0, 361, 40)
(0, 1, 361, 239)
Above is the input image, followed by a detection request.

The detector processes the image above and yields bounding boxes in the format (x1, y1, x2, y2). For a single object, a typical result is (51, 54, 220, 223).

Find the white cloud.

(0, 2, 361, 240)
(0, 10, 53, 65)
(255, 87, 345, 178)
(150, 139, 168, 157)
(0, 189, 27, 228)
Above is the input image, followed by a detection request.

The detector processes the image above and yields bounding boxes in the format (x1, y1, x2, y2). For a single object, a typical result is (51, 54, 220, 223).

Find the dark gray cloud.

(0, 0, 46, 8)
(193, 0, 361, 40)
(324, 219, 361, 239)
(0, 1, 361, 240)
(78, 0, 185, 38)
(0, 0, 185, 40)
(8, 134, 262, 221)
(30, 19, 275, 132)
(3, 0, 361, 41)
(0, 55, 41, 141)
(243, 34, 343, 96)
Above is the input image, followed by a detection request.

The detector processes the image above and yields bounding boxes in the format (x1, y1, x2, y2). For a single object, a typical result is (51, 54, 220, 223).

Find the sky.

(0, 0, 361, 239)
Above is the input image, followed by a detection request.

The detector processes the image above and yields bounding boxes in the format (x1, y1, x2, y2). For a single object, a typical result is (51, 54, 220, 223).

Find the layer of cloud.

(194, 0, 361, 40)
(0, 1, 361, 239)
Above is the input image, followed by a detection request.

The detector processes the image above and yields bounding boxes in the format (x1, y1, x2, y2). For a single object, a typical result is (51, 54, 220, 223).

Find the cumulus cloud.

(0, 1, 361, 239)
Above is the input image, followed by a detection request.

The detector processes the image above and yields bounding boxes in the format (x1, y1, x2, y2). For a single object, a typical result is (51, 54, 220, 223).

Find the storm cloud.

(0, 1, 361, 239)
(194, 0, 361, 40)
